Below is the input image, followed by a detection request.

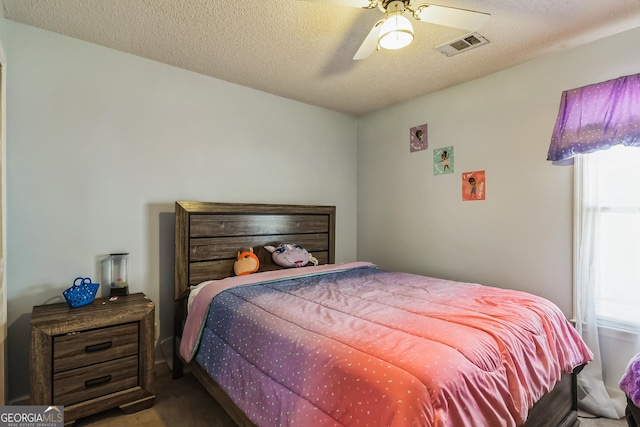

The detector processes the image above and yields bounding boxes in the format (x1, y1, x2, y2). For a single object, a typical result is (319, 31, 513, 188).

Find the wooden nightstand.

(30, 292, 156, 426)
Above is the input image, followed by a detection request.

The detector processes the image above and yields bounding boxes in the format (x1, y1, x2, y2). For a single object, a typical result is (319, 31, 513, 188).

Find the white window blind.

(587, 145, 640, 327)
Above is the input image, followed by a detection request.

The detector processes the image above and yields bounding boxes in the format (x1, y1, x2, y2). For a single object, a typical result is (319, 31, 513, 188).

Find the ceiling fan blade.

(353, 22, 382, 60)
(413, 4, 490, 31)
(298, 0, 374, 7)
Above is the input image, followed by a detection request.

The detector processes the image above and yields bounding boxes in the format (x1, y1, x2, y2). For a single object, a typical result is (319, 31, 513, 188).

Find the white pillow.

(188, 280, 216, 312)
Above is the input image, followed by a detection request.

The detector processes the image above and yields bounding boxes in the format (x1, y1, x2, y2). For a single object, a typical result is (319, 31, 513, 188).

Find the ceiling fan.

(302, 0, 490, 60)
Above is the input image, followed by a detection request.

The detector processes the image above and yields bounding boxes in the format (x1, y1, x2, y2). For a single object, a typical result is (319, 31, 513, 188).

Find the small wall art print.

(462, 170, 486, 201)
(410, 124, 428, 152)
(433, 146, 454, 175)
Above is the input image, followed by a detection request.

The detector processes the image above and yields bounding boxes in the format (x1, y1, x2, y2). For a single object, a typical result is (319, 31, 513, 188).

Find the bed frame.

(172, 201, 583, 427)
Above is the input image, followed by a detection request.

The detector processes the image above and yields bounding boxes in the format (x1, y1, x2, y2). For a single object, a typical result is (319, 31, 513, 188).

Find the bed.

(172, 201, 591, 427)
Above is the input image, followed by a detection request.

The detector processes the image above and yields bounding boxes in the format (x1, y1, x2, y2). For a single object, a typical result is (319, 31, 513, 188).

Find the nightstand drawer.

(53, 323, 138, 372)
(53, 355, 139, 406)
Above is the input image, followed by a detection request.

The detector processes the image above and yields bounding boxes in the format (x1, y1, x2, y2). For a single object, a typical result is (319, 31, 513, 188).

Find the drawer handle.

(85, 375, 112, 388)
(85, 341, 112, 353)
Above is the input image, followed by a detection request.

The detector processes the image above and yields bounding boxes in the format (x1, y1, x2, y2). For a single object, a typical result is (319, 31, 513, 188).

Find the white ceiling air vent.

(434, 32, 489, 57)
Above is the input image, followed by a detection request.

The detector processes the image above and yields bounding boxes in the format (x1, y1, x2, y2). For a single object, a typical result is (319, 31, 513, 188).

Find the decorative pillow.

(264, 243, 318, 268)
(233, 248, 259, 276)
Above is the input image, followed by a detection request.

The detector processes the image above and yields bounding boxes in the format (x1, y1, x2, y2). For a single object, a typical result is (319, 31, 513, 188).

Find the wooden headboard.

(174, 201, 336, 301)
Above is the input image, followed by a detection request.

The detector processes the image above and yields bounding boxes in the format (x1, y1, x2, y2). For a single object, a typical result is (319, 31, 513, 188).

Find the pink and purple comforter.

(181, 262, 592, 427)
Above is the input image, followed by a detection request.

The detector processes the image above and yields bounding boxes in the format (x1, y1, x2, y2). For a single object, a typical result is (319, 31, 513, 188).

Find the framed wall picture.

(462, 170, 486, 201)
(410, 124, 428, 152)
(433, 146, 454, 175)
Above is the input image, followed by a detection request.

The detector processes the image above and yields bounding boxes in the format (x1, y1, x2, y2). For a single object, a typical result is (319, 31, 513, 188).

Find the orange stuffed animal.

(233, 247, 260, 276)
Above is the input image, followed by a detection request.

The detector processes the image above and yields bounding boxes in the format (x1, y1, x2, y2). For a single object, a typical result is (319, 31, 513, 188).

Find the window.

(555, 74, 640, 417)
(586, 145, 640, 327)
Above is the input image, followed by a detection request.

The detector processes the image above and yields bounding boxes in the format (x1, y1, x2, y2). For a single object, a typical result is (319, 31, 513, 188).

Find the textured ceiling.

(4, 0, 640, 116)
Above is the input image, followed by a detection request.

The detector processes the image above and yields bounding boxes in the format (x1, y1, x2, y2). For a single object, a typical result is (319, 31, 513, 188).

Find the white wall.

(357, 25, 640, 393)
(4, 19, 358, 401)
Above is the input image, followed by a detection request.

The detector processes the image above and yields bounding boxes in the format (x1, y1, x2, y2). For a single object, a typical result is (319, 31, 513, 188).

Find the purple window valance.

(547, 73, 640, 164)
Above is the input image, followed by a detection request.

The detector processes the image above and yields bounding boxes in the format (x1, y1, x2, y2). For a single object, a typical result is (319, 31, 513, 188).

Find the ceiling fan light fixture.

(378, 11, 414, 50)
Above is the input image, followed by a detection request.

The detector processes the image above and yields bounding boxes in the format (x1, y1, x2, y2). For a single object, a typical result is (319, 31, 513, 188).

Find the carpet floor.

(579, 412, 628, 427)
(74, 362, 235, 427)
(74, 362, 628, 427)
